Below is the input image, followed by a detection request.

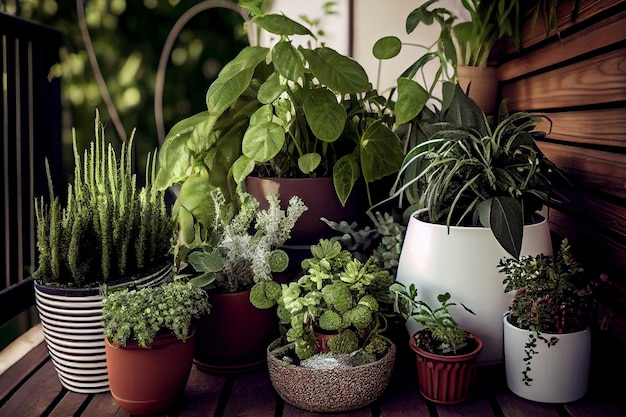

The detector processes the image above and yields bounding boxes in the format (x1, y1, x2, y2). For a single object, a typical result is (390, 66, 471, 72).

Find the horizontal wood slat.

(520, 0, 624, 49)
(534, 109, 626, 148)
(502, 48, 626, 111)
(500, 8, 626, 81)
(548, 208, 626, 276)
(537, 141, 626, 200)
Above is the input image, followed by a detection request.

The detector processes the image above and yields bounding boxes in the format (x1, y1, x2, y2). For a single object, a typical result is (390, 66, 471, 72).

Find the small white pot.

(503, 313, 591, 403)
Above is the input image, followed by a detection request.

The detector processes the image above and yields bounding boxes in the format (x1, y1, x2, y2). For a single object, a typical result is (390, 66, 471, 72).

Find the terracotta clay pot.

(409, 330, 483, 404)
(105, 328, 195, 416)
(193, 290, 279, 375)
(456, 65, 499, 114)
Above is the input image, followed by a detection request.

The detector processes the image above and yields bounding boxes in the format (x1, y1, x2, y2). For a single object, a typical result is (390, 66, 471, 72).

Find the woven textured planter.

(410, 331, 483, 404)
(267, 336, 396, 413)
(34, 262, 172, 393)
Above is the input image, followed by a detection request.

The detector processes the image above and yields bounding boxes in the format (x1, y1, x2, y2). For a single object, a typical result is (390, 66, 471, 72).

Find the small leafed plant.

(390, 283, 475, 355)
(499, 238, 596, 334)
(34, 111, 171, 287)
(102, 280, 210, 348)
(274, 239, 395, 362)
(175, 189, 307, 308)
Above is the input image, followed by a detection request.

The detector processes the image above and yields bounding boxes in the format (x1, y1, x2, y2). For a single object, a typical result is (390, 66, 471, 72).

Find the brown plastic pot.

(105, 328, 195, 416)
(245, 176, 366, 245)
(409, 330, 483, 404)
(193, 290, 279, 375)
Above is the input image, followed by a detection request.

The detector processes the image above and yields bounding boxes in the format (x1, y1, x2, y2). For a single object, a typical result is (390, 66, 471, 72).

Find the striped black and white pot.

(34, 262, 172, 394)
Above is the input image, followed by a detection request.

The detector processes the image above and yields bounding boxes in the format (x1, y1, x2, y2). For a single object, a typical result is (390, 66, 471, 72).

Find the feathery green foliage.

(34, 111, 171, 287)
(102, 280, 210, 348)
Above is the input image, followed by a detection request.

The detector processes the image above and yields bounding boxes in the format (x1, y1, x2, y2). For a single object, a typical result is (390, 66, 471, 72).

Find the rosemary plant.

(34, 111, 172, 287)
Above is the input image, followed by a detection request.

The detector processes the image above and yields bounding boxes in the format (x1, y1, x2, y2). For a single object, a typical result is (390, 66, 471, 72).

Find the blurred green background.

(6, 0, 250, 179)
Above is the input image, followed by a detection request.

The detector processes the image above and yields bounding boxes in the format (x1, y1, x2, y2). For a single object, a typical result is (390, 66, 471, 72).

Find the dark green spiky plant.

(33, 111, 172, 287)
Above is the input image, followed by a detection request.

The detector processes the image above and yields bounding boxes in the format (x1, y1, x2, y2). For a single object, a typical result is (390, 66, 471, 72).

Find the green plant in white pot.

(499, 238, 601, 403)
(385, 83, 568, 364)
(32, 111, 173, 393)
(102, 280, 210, 415)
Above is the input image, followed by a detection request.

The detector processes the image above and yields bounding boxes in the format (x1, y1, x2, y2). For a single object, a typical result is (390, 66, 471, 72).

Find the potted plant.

(384, 82, 568, 364)
(155, 8, 404, 245)
(174, 188, 307, 374)
(390, 282, 483, 404)
(373, 0, 522, 117)
(263, 239, 396, 413)
(499, 238, 600, 403)
(102, 279, 210, 415)
(32, 111, 172, 393)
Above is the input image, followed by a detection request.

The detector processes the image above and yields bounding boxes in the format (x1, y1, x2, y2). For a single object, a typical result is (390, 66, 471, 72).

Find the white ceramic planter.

(396, 209, 552, 365)
(34, 262, 172, 394)
(503, 313, 591, 403)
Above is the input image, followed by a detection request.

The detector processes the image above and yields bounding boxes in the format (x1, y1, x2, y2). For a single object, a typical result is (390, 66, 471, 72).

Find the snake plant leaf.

(333, 153, 360, 206)
(206, 46, 268, 117)
(372, 36, 402, 60)
(298, 152, 322, 174)
(300, 46, 372, 94)
(360, 120, 404, 183)
(252, 14, 313, 36)
(303, 88, 346, 142)
(272, 40, 305, 82)
(395, 77, 429, 126)
(479, 196, 523, 259)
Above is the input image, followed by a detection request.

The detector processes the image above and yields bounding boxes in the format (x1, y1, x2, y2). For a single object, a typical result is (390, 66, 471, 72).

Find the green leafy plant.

(155, 8, 404, 207)
(384, 82, 567, 259)
(33, 111, 171, 287)
(174, 189, 307, 308)
(499, 238, 597, 334)
(390, 283, 475, 355)
(273, 239, 394, 361)
(321, 211, 405, 280)
(102, 280, 211, 348)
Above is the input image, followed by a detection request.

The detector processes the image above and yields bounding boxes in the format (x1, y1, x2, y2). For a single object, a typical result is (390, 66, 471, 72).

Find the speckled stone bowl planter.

(266, 336, 396, 413)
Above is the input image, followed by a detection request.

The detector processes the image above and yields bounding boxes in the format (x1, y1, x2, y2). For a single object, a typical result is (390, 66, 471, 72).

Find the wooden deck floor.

(1, 330, 624, 417)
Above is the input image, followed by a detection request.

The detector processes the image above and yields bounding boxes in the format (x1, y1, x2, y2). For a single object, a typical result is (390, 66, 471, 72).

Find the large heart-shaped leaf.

(479, 196, 523, 259)
(300, 47, 371, 94)
(395, 77, 429, 126)
(206, 46, 268, 117)
(333, 153, 360, 206)
(252, 14, 312, 36)
(272, 40, 305, 82)
(360, 121, 404, 183)
(303, 88, 346, 142)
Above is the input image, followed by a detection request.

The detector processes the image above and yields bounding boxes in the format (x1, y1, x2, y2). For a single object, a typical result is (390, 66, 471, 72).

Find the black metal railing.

(0, 12, 63, 328)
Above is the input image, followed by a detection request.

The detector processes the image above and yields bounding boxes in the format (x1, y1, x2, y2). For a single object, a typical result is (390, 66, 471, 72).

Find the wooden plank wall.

(499, 0, 626, 368)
